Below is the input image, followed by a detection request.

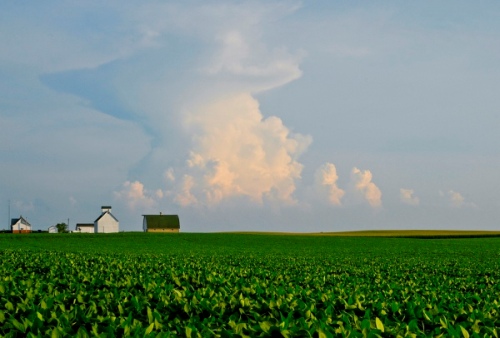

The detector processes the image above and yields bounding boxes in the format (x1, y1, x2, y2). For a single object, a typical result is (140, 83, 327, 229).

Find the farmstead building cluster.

(8, 205, 180, 233)
(75, 206, 119, 233)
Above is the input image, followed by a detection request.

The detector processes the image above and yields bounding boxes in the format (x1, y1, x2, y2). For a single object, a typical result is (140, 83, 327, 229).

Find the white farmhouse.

(94, 206, 119, 233)
(48, 225, 58, 233)
(75, 223, 94, 233)
(11, 216, 32, 233)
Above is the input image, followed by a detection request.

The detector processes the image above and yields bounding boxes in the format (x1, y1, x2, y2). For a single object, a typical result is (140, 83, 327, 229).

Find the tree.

(55, 223, 68, 233)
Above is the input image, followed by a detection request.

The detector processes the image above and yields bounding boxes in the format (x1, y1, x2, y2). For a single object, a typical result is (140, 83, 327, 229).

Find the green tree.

(55, 223, 68, 233)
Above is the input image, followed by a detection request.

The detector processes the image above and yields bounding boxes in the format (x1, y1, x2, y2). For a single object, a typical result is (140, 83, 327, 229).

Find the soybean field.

(0, 232, 499, 337)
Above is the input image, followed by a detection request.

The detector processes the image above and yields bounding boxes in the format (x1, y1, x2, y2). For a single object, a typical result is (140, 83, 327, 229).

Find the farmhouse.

(94, 206, 119, 233)
(143, 213, 180, 232)
(11, 216, 32, 233)
(48, 225, 58, 233)
(75, 223, 94, 233)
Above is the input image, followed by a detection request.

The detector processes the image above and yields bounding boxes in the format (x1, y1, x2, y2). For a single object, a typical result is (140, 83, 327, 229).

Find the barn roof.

(76, 223, 94, 228)
(94, 211, 119, 223)
(143, 214, 180, 229)
(11, 216, 31, 227)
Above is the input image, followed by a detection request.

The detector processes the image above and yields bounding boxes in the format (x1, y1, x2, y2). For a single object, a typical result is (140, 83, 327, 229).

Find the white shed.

(48, 225, 58, 233)
(75, 223, 94, 233)
(94, 206, 119, 233)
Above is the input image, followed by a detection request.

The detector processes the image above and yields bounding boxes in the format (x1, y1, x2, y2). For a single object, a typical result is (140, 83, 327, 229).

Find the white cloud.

(448, 190, 464, 207)
(440, 190, 476, 208)
(174, 175, 198, 207)
(206, 30, 303, 92)
(12, 200, 35, 214)
(169, 93, 311, 207)
(114, 181, 158, 211)
(400, 188, 419, 206)
(314, 163, 345, 205)
(439, 190, 467, 208)
(69, 196, 77, 207)
(349, 167, 382, 208)
(164, 168, 175, 183)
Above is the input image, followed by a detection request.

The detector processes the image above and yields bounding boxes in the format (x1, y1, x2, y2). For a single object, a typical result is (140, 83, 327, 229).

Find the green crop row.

(1, 238, 499, 337)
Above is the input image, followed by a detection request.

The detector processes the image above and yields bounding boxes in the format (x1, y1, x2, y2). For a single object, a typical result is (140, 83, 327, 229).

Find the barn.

(143, 214, 180, 232)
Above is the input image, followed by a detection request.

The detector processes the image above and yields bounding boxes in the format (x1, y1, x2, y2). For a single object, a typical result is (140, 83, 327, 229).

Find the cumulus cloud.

(448, 190, 464, 207)
(314, 163, 345, 205)
(173, 175, 198, 207)
(349, 167, 382, 208)
(440, 190, 476, 208)
(400, 188, 419, 206)
(114, 181, 159, 211)
(167, 93, 311, 206)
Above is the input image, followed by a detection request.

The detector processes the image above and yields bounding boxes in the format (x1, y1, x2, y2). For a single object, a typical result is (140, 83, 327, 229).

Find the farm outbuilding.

(75, 223, 95, 233)
(143, 214, 180, 232)
(11, 216, 32, 233)
(94, 206, 119, 233)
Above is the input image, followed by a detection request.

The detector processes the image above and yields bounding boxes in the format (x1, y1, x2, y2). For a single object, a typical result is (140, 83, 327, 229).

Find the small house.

(75, 223, 94, 233)
(94, 206, 119, 233)
(143, 213, 180, 232)
(11, 216, 32, 233)
(48, 225, 58, 233)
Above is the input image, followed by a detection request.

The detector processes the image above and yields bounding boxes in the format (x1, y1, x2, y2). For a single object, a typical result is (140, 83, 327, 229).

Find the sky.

(1, 1, 500, 232)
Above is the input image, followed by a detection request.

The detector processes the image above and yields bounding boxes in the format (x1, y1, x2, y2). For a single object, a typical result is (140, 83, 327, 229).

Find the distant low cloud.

(400, 188, 419, 206)
(349, 167, 382, 208)
(314, 163, 345, 205)
(12, 200, 35, 214)
(439, 189, 476, 208)
(69, 196, 77, 207)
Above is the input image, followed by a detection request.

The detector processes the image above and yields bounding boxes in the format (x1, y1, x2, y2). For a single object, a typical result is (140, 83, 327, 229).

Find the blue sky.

(1, 1, 500, 232)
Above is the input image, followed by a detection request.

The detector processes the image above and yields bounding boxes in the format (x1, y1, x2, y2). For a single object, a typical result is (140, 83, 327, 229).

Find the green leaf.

(11, 318, 25, 332)
(0, 310, 5, 323)
(375, 317, 384, 332)
(147, 306, 153, 324)
(145, 322, 154, 335)
(233, 323, 247, 334)
(260, 321, 272, 333)
(5, 301, 14, 311)
(460, 326, 469, 338)
(317, 329, 327, 338)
